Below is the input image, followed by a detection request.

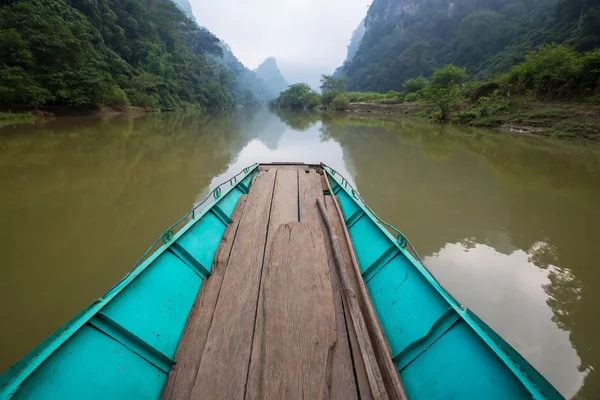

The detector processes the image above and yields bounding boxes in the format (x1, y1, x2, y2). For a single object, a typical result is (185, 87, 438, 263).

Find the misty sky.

(190, 0, 372, 75)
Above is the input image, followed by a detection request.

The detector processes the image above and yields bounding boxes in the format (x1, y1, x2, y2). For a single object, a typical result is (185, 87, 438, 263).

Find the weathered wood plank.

(161, 195, 248, 400)
(322, 171, 407, 400)
(298, 169, 323, 223)
(320, 198, 359, 400)
(246, 169, 299, 400)
(324, 196, 361, 400)
(333, 195, 407, 400)
(325, 196, 373, 399)
(258, 164, 309, 172)
(189, 170, 276, 400)
(317, 198, 388, 400)
(259, 222, 336, 399)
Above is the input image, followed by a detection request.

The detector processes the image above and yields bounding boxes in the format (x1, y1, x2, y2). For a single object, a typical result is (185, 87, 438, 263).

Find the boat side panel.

(366, 253, 450, 357)
(100, 250, 203, 359)
(399, 320, 531, 399)
(177, 212, 227, 274)
(13, 325, 166, 399)
(331, 181, 545, 399)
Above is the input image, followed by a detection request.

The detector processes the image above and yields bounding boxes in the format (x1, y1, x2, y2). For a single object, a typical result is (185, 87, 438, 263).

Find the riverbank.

(336, 99, 600, 143)
(0, 112, 38, 127)
(0, 106, 161, 128)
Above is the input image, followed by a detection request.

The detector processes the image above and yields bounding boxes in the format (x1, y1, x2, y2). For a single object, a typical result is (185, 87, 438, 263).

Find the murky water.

(1, 110, 599, 398)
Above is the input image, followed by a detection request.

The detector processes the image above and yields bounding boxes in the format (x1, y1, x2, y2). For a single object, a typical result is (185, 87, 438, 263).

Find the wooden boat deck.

(161, 165, 403, 400)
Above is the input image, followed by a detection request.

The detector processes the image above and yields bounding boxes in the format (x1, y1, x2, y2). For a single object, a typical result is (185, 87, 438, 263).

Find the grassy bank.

(0, 112, 37, 127)
(344, 97, 600, 142)
(272, 44, 600, 142)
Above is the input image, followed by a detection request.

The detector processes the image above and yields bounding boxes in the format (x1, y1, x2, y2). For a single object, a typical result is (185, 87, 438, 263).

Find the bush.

(505, 44, 581, 98)
(428, 111, 443, 123)
(430, 65, 467, 88)
(580, 48, 600, 94)
(404, 92, 419, 103)
(105, 86, 130, 109)
(331, 93, 350, 110)
(452, 110, 478, 124)
(303, 91, 321, 110)
(471, 93, 510, 116)
(321, 91, 337, 105)
(270, 83, 321, 110)
(403, 77, 428, 94)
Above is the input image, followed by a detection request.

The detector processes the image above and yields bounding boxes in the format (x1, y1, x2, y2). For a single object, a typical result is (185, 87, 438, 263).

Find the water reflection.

(1, 110, 599, 398)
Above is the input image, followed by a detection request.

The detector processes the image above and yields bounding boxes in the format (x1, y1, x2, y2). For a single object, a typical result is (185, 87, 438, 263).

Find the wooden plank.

(189, 170, 276, 400)
(162, 195, 248, 400)
(246, 169, 299, 400)
(298, 169, 323, 223)
(322, 172, 407, 400)
(259, 222, 336, 399)
(319, 196, 359, 400)
(317, 198, 388, 400)
(325, 197, 373, 399)
(258, 164, 309, 172)
(320, 173, 330, 192)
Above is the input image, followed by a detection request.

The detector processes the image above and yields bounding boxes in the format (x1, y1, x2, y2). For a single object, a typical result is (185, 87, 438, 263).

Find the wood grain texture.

(246, 169, 299, 400)
(324, 196, 362, 400)
(298, 170, 324, 223)
(317, 198, 388, 400)
(190, 170, 276, 400)
(323, 174, 408, 400)
(259, 222, 336, 399)
(325, 196, 373, 400)
(161, 195, 248, 400)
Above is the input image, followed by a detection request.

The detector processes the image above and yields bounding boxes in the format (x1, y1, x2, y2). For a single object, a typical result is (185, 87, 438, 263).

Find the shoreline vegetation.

(270, 45, 600, 143)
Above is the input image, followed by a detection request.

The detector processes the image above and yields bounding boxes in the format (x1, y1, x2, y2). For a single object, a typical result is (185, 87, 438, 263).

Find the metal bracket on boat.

(162, 229, 174, 244)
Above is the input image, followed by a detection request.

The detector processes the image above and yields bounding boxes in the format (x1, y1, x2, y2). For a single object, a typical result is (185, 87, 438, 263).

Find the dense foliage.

(394, 45, 600, 136)
(337, 0, 600, 92)
(270, 83, 320, 110)
(0, 0, 251, 110)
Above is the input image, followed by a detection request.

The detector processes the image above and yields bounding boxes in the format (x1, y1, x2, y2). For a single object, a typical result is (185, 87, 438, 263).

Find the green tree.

(320, 75, 346, 105)
(422, 65, 467, 121)
(271, 83, 321, 110)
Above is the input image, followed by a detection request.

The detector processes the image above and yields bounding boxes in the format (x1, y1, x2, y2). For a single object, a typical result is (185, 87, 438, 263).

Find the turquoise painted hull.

(0, 163, 563, 399)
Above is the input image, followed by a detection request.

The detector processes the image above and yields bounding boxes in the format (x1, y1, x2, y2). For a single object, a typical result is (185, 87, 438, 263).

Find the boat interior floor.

(161, 165, 390, 400)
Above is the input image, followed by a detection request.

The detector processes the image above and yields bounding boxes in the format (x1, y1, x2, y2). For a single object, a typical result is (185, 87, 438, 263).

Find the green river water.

(0, 110, 599, 398)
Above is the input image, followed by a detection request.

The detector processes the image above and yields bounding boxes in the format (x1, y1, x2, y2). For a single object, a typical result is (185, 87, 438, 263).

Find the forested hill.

(0, 0, 253, 110)
(334, 19, 366, 77)
(337, 0, 600, 92)
(170, 0, 276, 103)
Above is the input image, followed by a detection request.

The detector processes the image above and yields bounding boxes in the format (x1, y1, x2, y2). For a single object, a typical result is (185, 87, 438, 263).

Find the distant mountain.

(254, 58, 290, 96)
(334, 19, 366, 78)
(170, 0, 275, 103)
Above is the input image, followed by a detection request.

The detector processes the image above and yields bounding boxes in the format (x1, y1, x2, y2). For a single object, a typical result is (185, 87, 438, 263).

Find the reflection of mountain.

(243, 109, 287, 150)
(320, 116, 600, 397)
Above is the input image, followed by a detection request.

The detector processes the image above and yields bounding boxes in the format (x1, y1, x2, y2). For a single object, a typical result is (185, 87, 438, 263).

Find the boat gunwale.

(0, 164, 259, 398)
(323, 165, 562, 400)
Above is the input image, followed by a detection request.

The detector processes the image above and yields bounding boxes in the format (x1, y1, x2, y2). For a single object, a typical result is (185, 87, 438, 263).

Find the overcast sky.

(189, 0, 371, 73)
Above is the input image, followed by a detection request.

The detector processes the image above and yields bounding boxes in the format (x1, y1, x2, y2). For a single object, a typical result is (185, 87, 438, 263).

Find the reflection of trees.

(320, 114, 600, 397)
(0, 110, 262, 373)
(274, 109, 320, 131)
